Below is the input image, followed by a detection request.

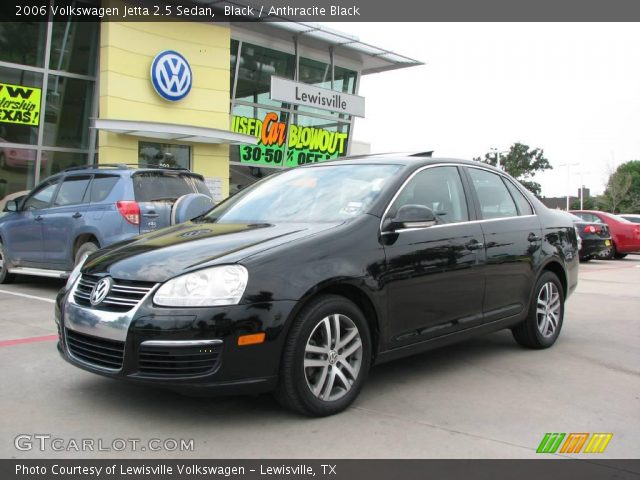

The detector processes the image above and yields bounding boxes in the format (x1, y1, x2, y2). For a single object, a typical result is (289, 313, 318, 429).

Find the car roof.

(304, 153, 502, 172)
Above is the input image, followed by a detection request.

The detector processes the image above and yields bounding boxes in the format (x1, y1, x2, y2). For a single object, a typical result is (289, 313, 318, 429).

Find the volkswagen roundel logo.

(150, 50, 192, 102)
(90, 277, 112, 306)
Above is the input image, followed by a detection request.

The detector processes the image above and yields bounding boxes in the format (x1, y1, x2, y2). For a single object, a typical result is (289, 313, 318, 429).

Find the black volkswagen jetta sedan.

(56, 155, 579, 416)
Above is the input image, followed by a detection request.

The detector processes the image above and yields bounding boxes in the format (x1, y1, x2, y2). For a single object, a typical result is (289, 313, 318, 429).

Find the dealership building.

(0, 5, 420, 205)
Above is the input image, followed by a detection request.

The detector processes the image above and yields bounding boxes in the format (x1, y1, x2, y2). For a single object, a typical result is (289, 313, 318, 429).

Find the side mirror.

(3, 200, 18, 212)
(386, 204, 437, 231)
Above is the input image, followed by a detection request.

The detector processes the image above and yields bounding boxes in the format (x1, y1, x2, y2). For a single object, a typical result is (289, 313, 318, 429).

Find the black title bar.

(3, 0, 640, 22)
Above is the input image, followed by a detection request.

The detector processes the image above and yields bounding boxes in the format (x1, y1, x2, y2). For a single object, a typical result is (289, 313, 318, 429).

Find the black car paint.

(57, 157, 579, 393)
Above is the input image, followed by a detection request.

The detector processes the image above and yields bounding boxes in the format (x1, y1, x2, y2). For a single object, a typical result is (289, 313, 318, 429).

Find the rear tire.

(0, 240, 16, 284)
(274, 295, 371, 417)
(74, 241, 98, 266)
(600, 244, 616, 260)
(613, 252, 627, 259)
(512, 271, 564, 349)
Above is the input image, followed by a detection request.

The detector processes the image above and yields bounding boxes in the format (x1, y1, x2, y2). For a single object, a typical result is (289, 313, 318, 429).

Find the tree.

(473, 143, 552, 196)
(600, 161, 640, 213)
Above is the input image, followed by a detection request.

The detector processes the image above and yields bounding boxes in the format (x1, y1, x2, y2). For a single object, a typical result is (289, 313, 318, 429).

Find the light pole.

(559, 162, 579, 211)
(490, 147, 508, 170)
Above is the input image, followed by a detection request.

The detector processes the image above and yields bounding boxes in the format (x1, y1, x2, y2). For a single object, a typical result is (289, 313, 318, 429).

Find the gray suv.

(0, 164, 213, 283)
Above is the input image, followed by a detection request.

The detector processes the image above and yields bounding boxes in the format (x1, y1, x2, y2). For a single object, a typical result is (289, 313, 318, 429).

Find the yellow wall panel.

(99, 18, 231, 196)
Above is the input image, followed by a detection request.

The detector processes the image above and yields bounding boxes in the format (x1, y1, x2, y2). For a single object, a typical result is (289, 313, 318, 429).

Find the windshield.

(202, 164, 401, 223)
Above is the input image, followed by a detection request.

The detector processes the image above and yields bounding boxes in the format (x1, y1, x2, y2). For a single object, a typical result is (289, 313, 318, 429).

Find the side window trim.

(464, 165, 536, 220)
(380, 164, 471, 232)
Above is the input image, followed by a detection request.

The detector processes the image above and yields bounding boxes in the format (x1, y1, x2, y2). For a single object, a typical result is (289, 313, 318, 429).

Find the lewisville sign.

(270, 77, 365, 118)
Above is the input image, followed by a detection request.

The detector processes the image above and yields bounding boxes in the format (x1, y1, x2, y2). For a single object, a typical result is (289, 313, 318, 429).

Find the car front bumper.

(55, 286, 296, 395)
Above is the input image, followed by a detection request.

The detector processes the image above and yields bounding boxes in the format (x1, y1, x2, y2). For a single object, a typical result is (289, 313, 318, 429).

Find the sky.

(328, 23, 640, 197)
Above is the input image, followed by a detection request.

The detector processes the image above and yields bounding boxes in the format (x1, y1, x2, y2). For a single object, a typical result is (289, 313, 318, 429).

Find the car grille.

(65, 329, 125, 370)
(138, 343, 222, 377)
(74, 275, 156, 312)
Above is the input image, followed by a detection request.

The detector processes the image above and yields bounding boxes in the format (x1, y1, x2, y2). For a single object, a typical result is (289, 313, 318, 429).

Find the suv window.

(503, 178, 534, 215)
(468, 168, 518, 220)
(132, 172, 209, 202)
(54, 176, 91, 206)
(390, 166, 469, 223)
(89, 175, 119, 203)
(23, 179, 59, 210)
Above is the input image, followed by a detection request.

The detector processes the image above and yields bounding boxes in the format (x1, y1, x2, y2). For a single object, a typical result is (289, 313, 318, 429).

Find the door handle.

(466, 240, 485, 251)
(72, 212, 83, 219)
(34, 215, 43, 222)
(528, 233, 542, 242)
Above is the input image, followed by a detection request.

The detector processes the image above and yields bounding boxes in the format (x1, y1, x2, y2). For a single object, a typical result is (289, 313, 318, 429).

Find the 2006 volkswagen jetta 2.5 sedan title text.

(56, 155, 578, 416)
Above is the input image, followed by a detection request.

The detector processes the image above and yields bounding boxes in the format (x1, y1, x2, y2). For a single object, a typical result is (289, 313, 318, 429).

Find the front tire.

(512, 271, 564, 349)
(274, 295, 371, 417)
(0, 240, 16, 284)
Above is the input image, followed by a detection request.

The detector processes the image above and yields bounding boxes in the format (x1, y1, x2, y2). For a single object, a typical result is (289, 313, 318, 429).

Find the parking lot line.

(0, 334, 58, 348)
(0, 289, 56, 304)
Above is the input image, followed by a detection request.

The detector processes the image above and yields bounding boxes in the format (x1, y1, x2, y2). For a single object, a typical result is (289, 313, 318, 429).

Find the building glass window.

(0, 22, 47, 67)
(0, 18, 98, 209)
(0, 147, 39, 206)
(138, 142, 191, 169)
(43, 75, 94, 149)
(235, 43, 295, 106)
(0, 66, 43, 145)
(41, 151, 89, 178)
(50, 21, 99, 75)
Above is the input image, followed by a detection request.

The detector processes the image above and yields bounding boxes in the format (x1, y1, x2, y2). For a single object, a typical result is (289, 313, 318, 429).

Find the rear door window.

(132, 172, 209, 202)
(53, 176, 91, 206)
(88, 175, 119, 203)
(468, 168, 518, 219)
(503, 178, 534, 215)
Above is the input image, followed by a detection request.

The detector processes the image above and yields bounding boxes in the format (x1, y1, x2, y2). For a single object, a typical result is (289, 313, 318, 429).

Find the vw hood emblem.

(90, 277, 112, 306)
(150, 50, 192, 101)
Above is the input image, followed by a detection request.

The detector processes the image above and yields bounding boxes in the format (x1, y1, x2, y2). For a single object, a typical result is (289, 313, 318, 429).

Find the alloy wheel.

(303, 313, 363, 402)
(536, 282, 561, 338)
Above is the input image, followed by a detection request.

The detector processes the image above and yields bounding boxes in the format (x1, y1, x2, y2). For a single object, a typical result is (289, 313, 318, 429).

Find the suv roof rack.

(63, 163, 190, 173)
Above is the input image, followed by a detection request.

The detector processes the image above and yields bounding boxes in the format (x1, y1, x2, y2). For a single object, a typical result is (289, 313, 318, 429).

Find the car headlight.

(65, 256, 87, 290)
(153, 265, 248, 307)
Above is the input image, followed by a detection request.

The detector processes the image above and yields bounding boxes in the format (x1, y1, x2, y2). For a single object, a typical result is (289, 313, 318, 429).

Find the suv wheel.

(74, 241, 98, 266)
(275, 295, 371, 416)
(512, 271, 564, 349)
(0, 240, 16, 284)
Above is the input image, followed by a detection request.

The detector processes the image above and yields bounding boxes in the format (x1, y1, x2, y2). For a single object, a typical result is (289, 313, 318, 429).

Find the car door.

(3, 178, 60, 267)
(464, 166, 542, 322)
(42, 174, 91, 269)
(380, 165, 487, 347)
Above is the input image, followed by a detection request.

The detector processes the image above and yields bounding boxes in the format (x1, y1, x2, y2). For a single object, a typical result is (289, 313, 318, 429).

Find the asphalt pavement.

(0, 256, 638, 459)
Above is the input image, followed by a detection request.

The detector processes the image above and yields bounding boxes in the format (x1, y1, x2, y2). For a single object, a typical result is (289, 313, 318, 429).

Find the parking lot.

(1, 257, 639, 459)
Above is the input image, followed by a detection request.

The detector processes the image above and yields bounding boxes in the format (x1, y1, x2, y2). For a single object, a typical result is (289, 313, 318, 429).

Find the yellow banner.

(0, 82, 42, 126)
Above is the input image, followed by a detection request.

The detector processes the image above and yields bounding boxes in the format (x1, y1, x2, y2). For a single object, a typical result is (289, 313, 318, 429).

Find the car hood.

(83, 221, 342, 282)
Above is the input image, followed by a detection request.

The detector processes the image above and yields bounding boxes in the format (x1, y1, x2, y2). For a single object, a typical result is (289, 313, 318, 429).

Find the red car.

(571, 210, 640, 259)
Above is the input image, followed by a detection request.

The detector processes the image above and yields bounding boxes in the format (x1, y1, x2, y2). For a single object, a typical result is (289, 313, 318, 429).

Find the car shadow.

(66, 330, 521, 421)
